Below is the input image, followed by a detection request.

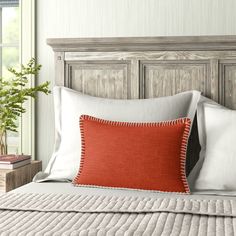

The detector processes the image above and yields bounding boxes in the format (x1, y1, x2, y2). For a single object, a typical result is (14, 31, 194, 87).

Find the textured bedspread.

(0, 192, 236, 235)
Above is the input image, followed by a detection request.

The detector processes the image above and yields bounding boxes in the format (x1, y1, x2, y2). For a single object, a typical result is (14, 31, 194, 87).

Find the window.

(0, 0, 35, 156)
(0, 0, 20, 154)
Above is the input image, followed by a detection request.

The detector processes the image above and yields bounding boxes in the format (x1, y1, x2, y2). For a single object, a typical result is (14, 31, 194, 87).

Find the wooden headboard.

(47, 35, 236, 174)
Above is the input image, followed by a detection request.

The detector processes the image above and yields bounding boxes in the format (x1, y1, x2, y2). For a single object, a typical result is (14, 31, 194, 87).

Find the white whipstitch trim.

(79, 114, 190, 127)
(72, 117, 86, 184)
(179, 119, 191, 193)
(73, 115, 191, 194)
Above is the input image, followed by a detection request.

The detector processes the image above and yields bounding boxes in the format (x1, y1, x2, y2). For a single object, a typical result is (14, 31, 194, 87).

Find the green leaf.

(0, 58, 51, 133)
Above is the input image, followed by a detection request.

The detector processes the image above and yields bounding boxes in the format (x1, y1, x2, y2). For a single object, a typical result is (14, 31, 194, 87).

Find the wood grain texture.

(65, 51, 236, 61)
(48, 36, 236, 52)
(0, 161, 42, 193)
(67, 62, 131, 98)
(219, 60, 236, 109)
(140, 60, 209, 98)
(55, 52, 65, 86)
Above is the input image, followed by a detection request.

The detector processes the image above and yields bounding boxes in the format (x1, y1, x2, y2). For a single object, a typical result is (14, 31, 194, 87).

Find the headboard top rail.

(47, 35, 236, 52)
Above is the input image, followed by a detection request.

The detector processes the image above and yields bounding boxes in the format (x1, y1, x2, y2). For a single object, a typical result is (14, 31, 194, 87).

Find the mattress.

(12, 181, 236, 199)
(0, 182, 234, 235)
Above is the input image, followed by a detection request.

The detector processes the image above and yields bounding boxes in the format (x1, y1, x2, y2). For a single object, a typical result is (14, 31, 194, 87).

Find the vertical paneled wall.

(36, 0, 236, 168)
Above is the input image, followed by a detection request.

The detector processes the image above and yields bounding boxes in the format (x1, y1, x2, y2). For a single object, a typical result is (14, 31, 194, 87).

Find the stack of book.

(0, 155, 31, 170)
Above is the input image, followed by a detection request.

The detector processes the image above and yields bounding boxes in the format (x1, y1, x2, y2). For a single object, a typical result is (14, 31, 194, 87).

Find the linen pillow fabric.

(73, 115, 191, 193)
(191, 103, 236, 191)
(34, 87, 200, 182)
(187, 96, 219, 188)
(187, 97, 226, 190)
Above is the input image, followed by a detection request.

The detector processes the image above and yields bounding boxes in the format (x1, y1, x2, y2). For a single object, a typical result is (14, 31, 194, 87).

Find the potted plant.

(0, 58, 50, 155)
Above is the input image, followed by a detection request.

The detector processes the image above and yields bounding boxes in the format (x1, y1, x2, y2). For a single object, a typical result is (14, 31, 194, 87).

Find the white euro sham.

(34, 87, 200, 182)
(192, 104, 236, 191)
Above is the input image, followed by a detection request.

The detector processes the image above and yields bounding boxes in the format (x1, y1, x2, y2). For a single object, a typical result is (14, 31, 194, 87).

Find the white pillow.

(187, 96, 219, 188)
(34, 87, 200, 182)
(191, 103, 236, 191)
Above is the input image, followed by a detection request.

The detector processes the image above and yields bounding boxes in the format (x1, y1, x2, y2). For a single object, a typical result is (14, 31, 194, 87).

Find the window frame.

(0, 4, 21, 154)
(20, 0, 36, 158)
(0, 8, 2, 78)
(0, 0, 35, 157)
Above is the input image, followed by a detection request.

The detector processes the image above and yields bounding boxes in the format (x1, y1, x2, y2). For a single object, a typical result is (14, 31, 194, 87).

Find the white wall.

(36, 0, 236, 169)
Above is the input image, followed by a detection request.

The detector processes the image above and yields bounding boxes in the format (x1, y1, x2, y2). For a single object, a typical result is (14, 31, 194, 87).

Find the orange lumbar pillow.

(73, 115, 191, 193)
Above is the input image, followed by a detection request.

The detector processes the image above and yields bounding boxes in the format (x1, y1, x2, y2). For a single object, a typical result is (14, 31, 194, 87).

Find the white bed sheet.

(11, 182, 236, 200)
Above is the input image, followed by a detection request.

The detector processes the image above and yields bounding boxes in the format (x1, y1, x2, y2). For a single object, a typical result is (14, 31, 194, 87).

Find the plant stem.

(0, 130, 7, 155)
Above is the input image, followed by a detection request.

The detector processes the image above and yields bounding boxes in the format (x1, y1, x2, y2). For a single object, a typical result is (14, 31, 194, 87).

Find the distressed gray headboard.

(47, 35, 236, 175)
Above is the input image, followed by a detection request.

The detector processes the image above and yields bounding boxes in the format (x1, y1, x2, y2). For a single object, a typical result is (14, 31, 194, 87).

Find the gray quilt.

(0, 192, 236, 235)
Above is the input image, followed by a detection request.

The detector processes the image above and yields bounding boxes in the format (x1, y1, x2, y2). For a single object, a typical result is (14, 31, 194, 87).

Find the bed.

(0, 182, 236, 235)
(1, 35, 236, 235)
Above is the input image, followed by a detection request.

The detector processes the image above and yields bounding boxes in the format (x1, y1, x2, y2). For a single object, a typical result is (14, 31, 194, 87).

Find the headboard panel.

(47, 36, 236, 174)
